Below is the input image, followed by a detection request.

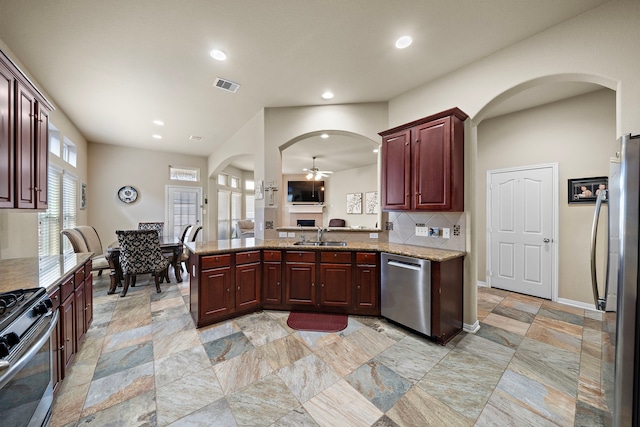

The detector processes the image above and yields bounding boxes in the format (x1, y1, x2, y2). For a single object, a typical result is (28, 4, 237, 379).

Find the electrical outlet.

(369, 233, 378, 238)
(416, 226, 429, 236)
(442, 228, 450, 239)
(287, 232, 295, 237)
(279, 232, 287, 238)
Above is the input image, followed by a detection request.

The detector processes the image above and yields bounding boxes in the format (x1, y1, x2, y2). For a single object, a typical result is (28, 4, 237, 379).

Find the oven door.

(0, 310, 58, 427)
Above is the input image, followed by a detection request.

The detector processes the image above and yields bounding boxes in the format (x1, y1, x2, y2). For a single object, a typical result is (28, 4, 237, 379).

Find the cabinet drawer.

(48, 287, 61, 311)
(236, 250, 261, 265)
(285, 251, 316, 263)
(74, 268, 84, 289)
(263, 250, 281, 262)
(320, 251, 351, 264)
(356, 252, 376, 265)
(60, 276, 74, 302)
(202, 254, 231, 269)
(84, 260, 92, 278)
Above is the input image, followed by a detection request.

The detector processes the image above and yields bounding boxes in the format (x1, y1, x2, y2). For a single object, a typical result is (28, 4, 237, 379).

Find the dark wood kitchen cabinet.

(354, 252, 379, 315)
(380, 107, 467, 212)
(263, 250, 283, 307)
(235, 250, 261, 312)
(285, 250, 317, 306)
(0, 49, 53, 210)
(191, 254, 233, 326)
(319, 251, 351, 309)
(430, 256, 464, 344)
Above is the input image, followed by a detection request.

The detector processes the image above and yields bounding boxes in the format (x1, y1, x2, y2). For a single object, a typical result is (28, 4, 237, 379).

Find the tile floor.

(49, 272, 609, 426)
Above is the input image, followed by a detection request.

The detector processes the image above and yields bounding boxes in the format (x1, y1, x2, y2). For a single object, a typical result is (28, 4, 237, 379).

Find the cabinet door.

(381, 129, 411, 210)
(60, 295, 75, 378)
(413, 117, 451, 210)
(74, 280, 86, 345)
(15, 83, 36, 209)
(263, 262, 282, 305)
(0, 62, 14, 208)
(285, 262, 316, 305)
(354, 264, 378, 312)
(201, 266, 233, 319)
(84, 274, 93, 330)
(319, 263, 351, 308)
(236, 262, 261, 311)
(35, 104, 49, 209)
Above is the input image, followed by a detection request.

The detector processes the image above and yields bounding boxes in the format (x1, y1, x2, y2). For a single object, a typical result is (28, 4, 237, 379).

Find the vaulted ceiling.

(0, 0, 608, 173)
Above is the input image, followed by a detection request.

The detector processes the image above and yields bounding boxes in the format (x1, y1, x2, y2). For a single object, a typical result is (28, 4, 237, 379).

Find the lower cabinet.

(50, 259, 93, 391)
(190, 251, 262, 326)
(263, 250, 283, 306)
(354, 252, 379, 315)
(285, 251, 316, 306)
(430, 256, 464, 344)
(319, 251, 351, 309)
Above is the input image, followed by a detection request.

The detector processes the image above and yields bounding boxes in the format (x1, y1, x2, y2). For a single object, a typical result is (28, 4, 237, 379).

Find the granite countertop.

(185, 239, 464, 262)
(0, 253, 93, 294)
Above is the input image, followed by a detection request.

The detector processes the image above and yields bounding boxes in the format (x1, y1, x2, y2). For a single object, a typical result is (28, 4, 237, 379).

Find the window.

(230, 176, 240, 188)
(49, 124, 61, 157)
(245, 195, 255, 220)
(62, 137, 77, 167)
(218, 173, 228, 186)
(38, 166, 77, 257)
(38, 165, 62, 257)
(170, 165, 200, 182)
(245, 180, 255, 191)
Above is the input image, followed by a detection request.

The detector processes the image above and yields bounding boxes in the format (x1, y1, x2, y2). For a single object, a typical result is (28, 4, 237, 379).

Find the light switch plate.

(442, 228, 450, 239)
(279, 232, 287, 238)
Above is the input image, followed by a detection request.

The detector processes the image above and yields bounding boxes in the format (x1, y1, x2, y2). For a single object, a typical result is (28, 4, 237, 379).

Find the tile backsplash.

(387, 211, 465, 252)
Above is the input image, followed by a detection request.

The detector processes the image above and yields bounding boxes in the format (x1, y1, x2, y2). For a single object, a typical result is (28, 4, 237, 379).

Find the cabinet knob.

(59, 345, 64, 351)
(226, 288, 230, 292)
(312, 283, 315, 287)
(357, 285, 361, 289)
(334, 253, 337, 257)
(277, 281, 280, 286)
(321, 283, 324, 287)
(238, 286, 240, 290)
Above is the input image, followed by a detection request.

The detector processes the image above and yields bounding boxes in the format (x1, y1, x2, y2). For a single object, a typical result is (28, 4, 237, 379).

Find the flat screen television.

(287, 180, 324, 203)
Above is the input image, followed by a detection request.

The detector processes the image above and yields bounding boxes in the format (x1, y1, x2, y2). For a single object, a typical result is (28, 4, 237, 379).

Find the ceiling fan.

(303, 156, 333, 180)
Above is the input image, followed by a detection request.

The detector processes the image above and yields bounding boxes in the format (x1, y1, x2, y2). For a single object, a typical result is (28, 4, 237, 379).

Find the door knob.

(543, 238, 550, 243)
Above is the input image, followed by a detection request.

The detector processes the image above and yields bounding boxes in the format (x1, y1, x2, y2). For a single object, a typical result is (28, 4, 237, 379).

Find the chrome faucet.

(298, 224, 306, 242)
(317, 226, 327, 242)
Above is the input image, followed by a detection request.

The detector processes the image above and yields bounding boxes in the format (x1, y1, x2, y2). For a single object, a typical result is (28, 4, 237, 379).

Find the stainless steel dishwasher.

(381, 252, 431, 336)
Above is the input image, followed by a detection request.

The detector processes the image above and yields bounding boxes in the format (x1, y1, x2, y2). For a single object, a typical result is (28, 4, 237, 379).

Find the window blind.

(62, 172, 77, 255)
(38, 166, 62, 257)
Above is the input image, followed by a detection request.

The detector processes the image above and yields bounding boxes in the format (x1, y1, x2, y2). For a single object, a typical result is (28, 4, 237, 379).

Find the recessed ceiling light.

(153, 120, 164, 126)
(189, 135, 203, 141)
(322, 91, 334, 100)
(210, 49, 227, 61)
(321, 133, 329, 139)
(152, 134, 162, 139)
(395, 36, 412, 49)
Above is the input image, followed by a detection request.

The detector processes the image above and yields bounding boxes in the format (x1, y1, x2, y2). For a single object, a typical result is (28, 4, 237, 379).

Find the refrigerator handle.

(590, 190, 606, 310)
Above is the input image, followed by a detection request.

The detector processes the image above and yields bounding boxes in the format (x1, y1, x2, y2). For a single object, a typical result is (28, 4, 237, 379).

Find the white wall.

(87, 142, 208, 246)
(324, 164, 378, 228)
(387, 0, 640, 325)
(477, 89, 616, 303)
(0, 39, 90, 259)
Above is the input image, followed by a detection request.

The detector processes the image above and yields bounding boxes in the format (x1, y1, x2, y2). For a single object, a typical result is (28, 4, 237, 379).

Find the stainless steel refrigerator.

(592, 133, 640, 426)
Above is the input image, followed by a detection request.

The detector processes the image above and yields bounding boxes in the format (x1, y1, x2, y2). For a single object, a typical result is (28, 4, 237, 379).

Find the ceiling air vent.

(213, 77, 240, 93)
(189, 135, 203, 141)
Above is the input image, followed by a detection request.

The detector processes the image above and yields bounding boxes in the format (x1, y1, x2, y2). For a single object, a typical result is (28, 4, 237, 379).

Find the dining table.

(105, 235, 184, 294)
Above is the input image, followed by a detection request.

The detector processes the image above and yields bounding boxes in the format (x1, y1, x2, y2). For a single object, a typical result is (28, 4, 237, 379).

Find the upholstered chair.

(61, 229, 90, 253)
(113, 230, 169, 297)
(178, 225, 202, 272)
(72, 225, 110, 275)
(138, 222, 164, 237)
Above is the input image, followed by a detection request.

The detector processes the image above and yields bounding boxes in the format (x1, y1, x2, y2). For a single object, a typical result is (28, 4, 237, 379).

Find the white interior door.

(166, 186, 202, 240)
(488, 165, 556, 299)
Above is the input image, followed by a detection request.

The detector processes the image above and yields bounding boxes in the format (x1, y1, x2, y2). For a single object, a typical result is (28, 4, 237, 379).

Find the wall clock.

(118, 186, 138, 203)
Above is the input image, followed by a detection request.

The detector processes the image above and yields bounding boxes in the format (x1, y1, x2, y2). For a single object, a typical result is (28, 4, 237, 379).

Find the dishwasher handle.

(387, 259, 422, 271)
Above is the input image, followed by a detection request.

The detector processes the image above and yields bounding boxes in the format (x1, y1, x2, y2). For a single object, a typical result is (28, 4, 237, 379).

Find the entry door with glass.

(166, 186, 202, 240)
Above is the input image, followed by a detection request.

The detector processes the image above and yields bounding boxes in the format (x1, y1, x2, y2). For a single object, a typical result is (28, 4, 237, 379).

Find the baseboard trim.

(463, 320, 480, 333)
(477, 281, 488, 288)
(557, 297, 599, 312)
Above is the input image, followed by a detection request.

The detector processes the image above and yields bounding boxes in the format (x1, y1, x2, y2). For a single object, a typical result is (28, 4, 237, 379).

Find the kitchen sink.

(292, 241, 347, 246)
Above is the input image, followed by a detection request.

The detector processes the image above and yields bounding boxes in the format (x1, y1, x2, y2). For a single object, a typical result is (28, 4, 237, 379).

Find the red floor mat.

(286, 311, 348, 333)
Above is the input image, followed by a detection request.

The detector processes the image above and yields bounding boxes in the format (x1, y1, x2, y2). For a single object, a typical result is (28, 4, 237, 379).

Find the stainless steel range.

(0, 287, 57, 427)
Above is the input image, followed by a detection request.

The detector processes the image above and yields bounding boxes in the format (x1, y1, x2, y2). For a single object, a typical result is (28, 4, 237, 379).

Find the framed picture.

(365, 191, 378, 214)
(255, 180, 264, 200)
(80, 183, 87, 209)
(346, 193, 362, 214)
(568, 176, 608, 204)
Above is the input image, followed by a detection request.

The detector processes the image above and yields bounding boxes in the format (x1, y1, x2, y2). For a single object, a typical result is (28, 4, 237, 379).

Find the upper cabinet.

(0, 49, 53, 209)
(379, 108, 467, 212)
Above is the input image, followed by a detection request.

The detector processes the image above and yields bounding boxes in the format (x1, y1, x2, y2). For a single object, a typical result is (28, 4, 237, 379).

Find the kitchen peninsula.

(186, 239, 464, 344)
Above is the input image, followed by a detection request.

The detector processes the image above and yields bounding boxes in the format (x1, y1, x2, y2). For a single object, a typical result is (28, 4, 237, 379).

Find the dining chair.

(114, 229, 169, 297)
(61, 229, 90, 253)
(73, 225, 110, 276)
(159, 224, 193, 282)
(138, 222, 164, 237)
(177, 225, 202, 272)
